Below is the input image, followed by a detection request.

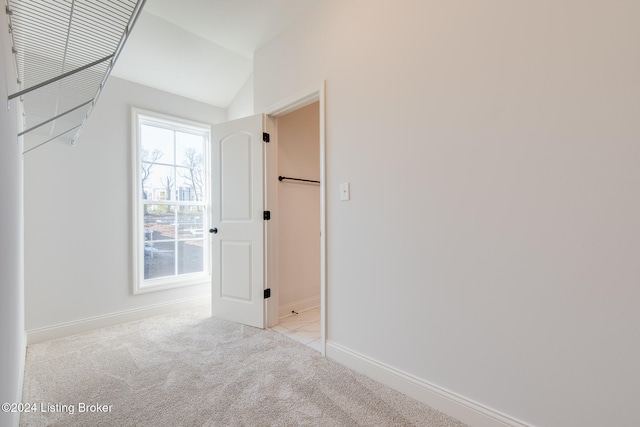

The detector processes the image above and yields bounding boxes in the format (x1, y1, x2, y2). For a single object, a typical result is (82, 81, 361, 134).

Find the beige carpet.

(20, 306, 466, 427)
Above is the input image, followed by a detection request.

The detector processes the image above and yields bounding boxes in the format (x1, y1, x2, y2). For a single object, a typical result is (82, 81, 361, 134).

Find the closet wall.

(277, 102, 320, 317)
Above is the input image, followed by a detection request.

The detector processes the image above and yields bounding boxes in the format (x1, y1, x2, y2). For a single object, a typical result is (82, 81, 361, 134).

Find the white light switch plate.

(340, 182, 350, 201)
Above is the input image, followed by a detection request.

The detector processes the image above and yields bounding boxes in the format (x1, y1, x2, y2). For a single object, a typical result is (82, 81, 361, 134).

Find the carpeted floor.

(20, 306, 467, 426)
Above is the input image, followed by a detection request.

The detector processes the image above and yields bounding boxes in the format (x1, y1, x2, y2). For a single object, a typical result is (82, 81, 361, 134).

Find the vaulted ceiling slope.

(110, 10, 253, 109)
(5, 0, 145, 152)
(110, 0, 323, 108)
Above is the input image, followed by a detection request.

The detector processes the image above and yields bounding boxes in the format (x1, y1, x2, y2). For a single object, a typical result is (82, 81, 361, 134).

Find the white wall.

(24, 77, 226, 336)
(254, 1, 640, 426)
(0, 25, 25, 427)
(226, 72, 254, 120)
(277, 102, 320, 314)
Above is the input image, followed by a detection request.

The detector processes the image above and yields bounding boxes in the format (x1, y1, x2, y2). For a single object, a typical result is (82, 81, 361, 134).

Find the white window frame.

(131, 107, 211, 294)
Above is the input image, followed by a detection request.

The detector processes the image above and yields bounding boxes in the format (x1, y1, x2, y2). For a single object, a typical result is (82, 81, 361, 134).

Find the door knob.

(209, 228, 218, 234)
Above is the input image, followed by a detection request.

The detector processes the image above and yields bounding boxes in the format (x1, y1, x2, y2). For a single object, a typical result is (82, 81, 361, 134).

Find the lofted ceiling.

(111, 0, 323, 108)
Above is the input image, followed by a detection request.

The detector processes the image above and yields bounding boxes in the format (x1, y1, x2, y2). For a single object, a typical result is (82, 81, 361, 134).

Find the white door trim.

(263, 82, 326, 356)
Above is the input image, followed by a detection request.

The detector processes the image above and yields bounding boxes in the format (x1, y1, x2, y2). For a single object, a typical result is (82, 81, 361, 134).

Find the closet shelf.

(5, 0, 146, 153)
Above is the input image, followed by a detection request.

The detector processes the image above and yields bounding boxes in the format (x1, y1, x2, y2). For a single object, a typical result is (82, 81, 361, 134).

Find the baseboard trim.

(325, 341, 531, 427)
(26, 295, 210, 344)
(278, 295, 320, 319)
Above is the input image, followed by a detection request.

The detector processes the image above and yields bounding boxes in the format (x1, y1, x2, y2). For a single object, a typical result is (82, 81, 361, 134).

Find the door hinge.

(264, 288, 271, 299)
(263, 132, 270, 143)
(263, 211, 271, 220)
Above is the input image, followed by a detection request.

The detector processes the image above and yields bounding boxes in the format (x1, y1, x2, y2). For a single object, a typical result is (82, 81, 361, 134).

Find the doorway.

(270, 102, 321, 350)
(264, 83, 326, 354)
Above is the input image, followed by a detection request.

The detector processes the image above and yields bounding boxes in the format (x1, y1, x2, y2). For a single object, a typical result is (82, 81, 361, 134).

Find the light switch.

(340, 182, 350, 201)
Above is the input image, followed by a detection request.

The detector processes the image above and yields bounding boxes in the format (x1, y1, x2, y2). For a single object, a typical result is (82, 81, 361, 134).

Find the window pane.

(178, 207, 204, 239)
(175, 132, 204, 167)
(141, 125, 175, 165)
(175, 174, 198, 201)
(143, 165, 175, 201)
(178, 240, 204, 275)
(144, 241, 176, 280)
(176, 132, 204, 202)
(144, 207, 176, 240)
(176, 170, 200, 201)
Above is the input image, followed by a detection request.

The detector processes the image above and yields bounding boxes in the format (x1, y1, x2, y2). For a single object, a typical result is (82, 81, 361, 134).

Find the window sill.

(134, 274, 210, 294)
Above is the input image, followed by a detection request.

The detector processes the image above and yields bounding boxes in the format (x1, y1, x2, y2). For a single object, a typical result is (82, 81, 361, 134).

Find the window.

(132, 108, 211, 293)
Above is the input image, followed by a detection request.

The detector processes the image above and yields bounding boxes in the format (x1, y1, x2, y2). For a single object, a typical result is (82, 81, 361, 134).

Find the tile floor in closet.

(270, 307, 321, 352)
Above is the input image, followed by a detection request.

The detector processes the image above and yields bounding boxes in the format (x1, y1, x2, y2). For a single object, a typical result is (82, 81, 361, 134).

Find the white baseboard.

(26, 295, 210, 345)
(278, 295, 320, 319)
(325, 341, 531, 427)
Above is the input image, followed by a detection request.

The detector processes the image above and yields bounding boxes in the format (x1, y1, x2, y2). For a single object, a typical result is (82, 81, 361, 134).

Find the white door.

(211, 114, 265, 328)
